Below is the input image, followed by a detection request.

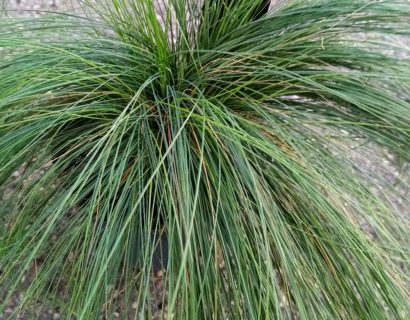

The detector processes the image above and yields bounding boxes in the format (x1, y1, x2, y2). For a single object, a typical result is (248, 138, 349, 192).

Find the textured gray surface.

(5, 0, 78, 16)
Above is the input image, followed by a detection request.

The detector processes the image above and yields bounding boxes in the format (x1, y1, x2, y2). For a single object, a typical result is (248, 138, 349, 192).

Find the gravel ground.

(1, 0, 409, 319)
(4, 0, 78, 16)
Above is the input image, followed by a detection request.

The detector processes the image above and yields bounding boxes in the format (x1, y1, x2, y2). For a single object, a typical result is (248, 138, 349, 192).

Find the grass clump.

(0, 0, 409, 319)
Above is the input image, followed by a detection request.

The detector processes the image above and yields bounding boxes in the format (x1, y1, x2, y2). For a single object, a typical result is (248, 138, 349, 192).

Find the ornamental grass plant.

(0, 0, 409, 319)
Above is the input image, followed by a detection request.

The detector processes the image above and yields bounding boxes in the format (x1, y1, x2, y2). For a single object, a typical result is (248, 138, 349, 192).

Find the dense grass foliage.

(0, 0, 409, 319)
